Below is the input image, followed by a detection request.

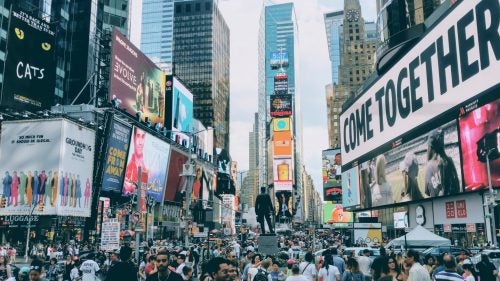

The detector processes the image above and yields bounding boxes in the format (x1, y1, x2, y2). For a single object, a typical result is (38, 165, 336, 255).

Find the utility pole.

(135, 166, 142, 263)
(24, 202, 38, 262)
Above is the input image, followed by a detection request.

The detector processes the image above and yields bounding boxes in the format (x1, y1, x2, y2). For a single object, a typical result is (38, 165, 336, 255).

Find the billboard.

(165, 77, 194, 145)
(356, 120, 462, 209)
(393, 212, 408, 229)
(323, 149, 342, 202)
(164, 149, 188, 203)
(101, 118, 132, 193)
(273, 118, 291, 132)
(221, 194, 236, 235)
(323, 203, 353, 223)
(342, 167, 360, 207)
(276, 191, 293, 221)
(122, 127, 170, 202)
(0, 119, 95, 217)
(109, 29, 166, 125)
(459, 98, 500, 191)
(273, 158, 293, 191)
(1, 8, 56, 111)
(274, 74, 288, 95)
(270, 51, 289, 69)
(270, 95, 292, 117)
(340, 0, 500, 165)
(273, 131, 292, 157)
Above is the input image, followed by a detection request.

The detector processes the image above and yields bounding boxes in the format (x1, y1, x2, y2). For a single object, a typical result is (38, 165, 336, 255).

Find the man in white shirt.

(357, 249, 372, 281)
(80, 258, 100, 281)
(298, 253, 317, 281)
(405, 250, 431, 281)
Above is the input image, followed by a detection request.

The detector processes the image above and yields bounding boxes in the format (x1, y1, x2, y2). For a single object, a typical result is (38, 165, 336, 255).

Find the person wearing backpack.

(342, 258, 364, 281)
(252, 260, 271, 281)
(298, 253, 317, 281)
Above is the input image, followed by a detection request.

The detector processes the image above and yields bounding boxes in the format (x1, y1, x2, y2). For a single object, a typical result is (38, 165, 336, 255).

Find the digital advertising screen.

(273, 118, 291, 132)
(393, 211, 409, 229)
(323, 203, 353, 223)
(323, 149, 342, 202)
(276, 191, 293, 220)
(122, 127, 170, 202)
(270, 94, 292, 117)
(164, 149, 188, 203)
(459, 98, 500, 191)
(274, 74, 288, 95)
(109, 29, 166, 125)
(273, 158, 293, 191)
(270, 51, 289, 69)
(342, 167, 359, 208)
(1, 8, 56, 111)
(273, 131, 292, 157)
(165, 76, 194, 145)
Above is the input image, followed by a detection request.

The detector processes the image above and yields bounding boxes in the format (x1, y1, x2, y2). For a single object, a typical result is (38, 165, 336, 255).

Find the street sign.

(100, 219, 120, 251)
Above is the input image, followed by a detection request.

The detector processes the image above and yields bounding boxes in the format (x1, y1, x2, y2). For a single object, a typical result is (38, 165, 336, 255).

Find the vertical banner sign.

(0, 119, 95, 217)
(456, 200, 467, 218)
(101, 119, 132, 193)
(322, 149, 342, 202)
(445, 202, 456, 219)
(1, 8, 56, 111)
(222, 194, 235, 235)
(100, 219, 120, 251)
(109, 29, 166, 125)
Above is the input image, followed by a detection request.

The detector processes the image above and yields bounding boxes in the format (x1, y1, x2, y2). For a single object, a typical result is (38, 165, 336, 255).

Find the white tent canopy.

(386, 225, 451, 248)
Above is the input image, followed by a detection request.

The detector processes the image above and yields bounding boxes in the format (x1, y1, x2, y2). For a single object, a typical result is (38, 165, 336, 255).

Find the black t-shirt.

(146, 271, 184, 281)
(476, 261, 496, 281)
(106, 261, 137, 281)
(371, 255, 388, 280)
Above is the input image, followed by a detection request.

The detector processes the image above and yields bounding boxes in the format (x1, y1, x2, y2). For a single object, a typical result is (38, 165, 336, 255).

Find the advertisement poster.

(122, 127, 170, 202)
(393, 212, 408, 229)
(0, 119, 95, 217)
(273, 118, 291, 132)
(275, 191, 292, 221)
(165, 77, 194, 145)
(342, 167, 359, 207)
(459, 98, 500, 190)
(354, 225, 382, 245)
(1, 8, 56, 111)
(101, 118, 132, 193)
(273, 158, 293, 191)
(100, 219, 120, 251)
(323, 203, 353, 223)
(164, 149, 188, 203)
(274, 74, 288, 95)
(109, 29, 166, 125)
(322, 149, 342, 187)
(270, 51, 289, 69)
(270, 95, 292, 117)
(357, 120, 462, 209)
(273, 131, 292, 157)
(221, 194, 235, 235)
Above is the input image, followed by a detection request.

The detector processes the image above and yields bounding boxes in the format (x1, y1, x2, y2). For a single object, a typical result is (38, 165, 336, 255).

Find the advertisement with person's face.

(275, 191, 292, 220)
(459, 98, 500, 191)
(122, 127, 170, 202)
(342, 167, 359, 207)
(357, 120, 462, 209)
(164, 149, 188, 203)
(109, 29, 166, 125)
(323, 203, 353, 223)
(322, 149, 342, 187)
(170, 77, 193, 145)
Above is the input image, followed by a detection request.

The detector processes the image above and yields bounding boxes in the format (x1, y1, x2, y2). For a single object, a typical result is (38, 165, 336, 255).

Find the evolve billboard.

(165, 76, 194, 145)
(340, 0, 500, 166)
(1, 8, 56, 111)
(101, 118, 132, 193)
(270, 95, 292, 117)
(122, 127, 170, 202)
(0, 119, 95, 217)
(109, 29, 166, 125)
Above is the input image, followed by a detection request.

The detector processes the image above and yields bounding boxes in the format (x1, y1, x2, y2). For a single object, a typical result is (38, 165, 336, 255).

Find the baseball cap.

(19, 267, 30, 275)
(287, 259, 294, 265)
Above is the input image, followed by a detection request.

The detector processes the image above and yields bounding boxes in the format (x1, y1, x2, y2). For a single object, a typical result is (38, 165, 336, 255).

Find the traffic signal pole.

(24, 202, 38, 262)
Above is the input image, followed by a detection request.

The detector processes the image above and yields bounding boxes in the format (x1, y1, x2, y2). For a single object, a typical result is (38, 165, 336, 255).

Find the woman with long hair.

(0, 256, 12, 281)
(342, 258, 363, 281)
(372, 155, 393, 207)
(387, 257, 406, 281)
(400, 153, 424, 201)
(318, 256, 340, 281)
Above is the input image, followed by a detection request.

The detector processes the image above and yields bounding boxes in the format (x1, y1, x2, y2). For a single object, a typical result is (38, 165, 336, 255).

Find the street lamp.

(24, 202, 39, 262)
(145, 194, 156, 241)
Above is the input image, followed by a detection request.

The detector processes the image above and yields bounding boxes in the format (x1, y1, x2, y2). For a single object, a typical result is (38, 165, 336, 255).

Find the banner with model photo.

(273, 158, 293, 191)
(165, 77, 194, 146)
(275, 191, 293, 222)
(221, 194, 235, 235)
(164, 149, 188, 203)
(341, 167, 360, 207)
(0, 119, 95, 217)
(323, 203, 353, 223)
(356, 120, 462, 209)
(101, 118, 132, 193)
(122, 127, 170, 202)
(109, 28, 166, 125)
(270, 95, 292, 117)
(458, 98, 500, 191)
(322, 149, 342, 202)
(1, 7, 56, 111)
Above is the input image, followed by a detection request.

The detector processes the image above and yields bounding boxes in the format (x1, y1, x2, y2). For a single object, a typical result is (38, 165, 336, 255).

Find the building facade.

(324, 11, 343, 85)
(173, 0, 230, 152)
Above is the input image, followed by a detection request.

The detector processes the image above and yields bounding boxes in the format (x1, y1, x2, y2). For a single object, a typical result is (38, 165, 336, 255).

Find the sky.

(218, 0, 377, 198)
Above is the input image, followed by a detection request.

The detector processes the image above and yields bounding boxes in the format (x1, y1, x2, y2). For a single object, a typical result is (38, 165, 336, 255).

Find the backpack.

(254, 269, 268, 281)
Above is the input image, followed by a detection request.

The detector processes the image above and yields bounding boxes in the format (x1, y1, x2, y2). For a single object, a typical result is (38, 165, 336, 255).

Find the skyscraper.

(324, 11, 344, 85)
(173, 0, 230, 151)
(140, 0, 174, 72)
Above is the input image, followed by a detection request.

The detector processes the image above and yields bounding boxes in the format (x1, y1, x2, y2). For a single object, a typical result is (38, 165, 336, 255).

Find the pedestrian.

(357, 249, 371, 281)
(105, 246, 138, 281)
(284, 260, 294, 278)
(318, 256, 340, 281)
(10, 266, 30, 281)
(387, 257, 405, 281)
(404, 250, 430, 281)
(45, 258, 60, 281)
(205, 257, 231, 281)
(0, 256, 12, 281)
(63, 255, 75, 281)
(461, 260, 477, 281)
(144, 255, 157, 278)
(371, 247, 388, 281)
(341, 258, 364, 281)
(176, 254, 187, 274)
(70, 259, 81, 281)
(298, 253, 317, 281)
(144, 250, 182, 281)
(270, 261, 285, 281)
(181, 266, 193, 281)
(475, 253, 498, 281)
(228, 261, 241, 281)
(246, 254, 262, 281)
(284, 265, 307, 281)
(330, 248, 345, 277)
(434, 255, 463, 281)
(422, 255, 434, 275)
(80, 257, 100, 281)
(28, 259, 48, 281)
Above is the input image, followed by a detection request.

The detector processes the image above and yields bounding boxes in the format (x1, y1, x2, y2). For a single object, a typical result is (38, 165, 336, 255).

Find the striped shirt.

(434, 270, 464, 281)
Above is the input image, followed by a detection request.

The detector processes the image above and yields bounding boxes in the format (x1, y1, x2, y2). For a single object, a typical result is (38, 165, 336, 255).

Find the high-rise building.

(324, 11, 343, 85)
(324, 0, 379, 148)
(240, 113, 259, 209)
(173, 0, 230, 151)
(140, 0, 174, 72)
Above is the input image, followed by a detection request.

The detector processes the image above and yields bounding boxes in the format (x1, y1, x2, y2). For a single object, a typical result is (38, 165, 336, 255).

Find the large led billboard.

(0, 119, 95, 217)
(273, 158, 293, 191)
(273, 118, 291, 132)
(340, 0, 500, 166)
(109, 29, 166, 125)
(273, 131, 292, 157)
(276, 191, 293, 221)
(164, 149, 188, 203)
(101, 118, 132, 193)
(322, 149, 342, 202)
(270, 51, 289, 69)
(1, 8, 56, 111)
(342, 167, 360, 207)
(459, 98, 500, 191)
(122, 127, 170, 202)
(165, 76, 194, 145)
(274, 74, 288, 95)
(323, 203, 353, 223)
(270, 95, 292, 117)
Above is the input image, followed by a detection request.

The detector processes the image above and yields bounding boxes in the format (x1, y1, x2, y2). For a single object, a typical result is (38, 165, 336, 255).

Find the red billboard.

(109, 29, 165, 125)
(164, 149, 188, 203)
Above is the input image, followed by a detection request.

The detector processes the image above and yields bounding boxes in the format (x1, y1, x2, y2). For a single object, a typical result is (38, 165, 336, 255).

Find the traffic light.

(0, 196, 6, 208)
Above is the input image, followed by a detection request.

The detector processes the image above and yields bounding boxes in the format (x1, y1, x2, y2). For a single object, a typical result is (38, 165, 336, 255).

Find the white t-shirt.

(318, 265, 340, 281)
(80, 260, 100, 281)
(357, 256, 372, 277)
(248, 267, 272, 281)
(285, 275, 309, 281)
(298, 262, 317, 281)
(176, 263, 186, 274)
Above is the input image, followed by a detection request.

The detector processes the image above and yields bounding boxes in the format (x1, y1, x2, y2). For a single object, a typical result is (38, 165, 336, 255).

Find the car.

(470, 249, 500, 269)
(343, 247, 380, 261)
(421, 246, 471, 258)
